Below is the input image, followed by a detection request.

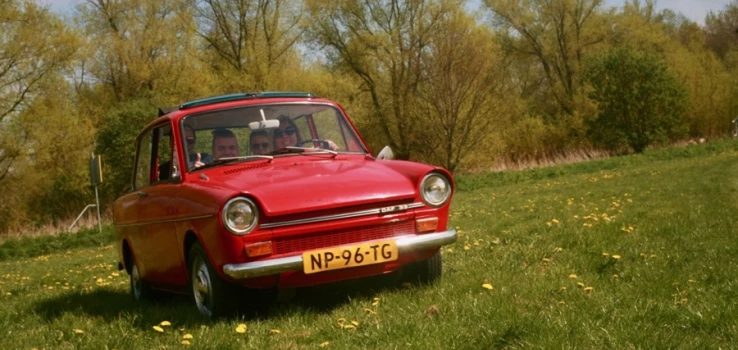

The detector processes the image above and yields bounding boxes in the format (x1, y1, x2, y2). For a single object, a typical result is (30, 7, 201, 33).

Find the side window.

(134, 129, 153, 190)
(155, 125, 174, 182)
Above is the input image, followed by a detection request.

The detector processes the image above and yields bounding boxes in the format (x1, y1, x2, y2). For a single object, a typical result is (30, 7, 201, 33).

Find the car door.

(132, 123, 187, 288)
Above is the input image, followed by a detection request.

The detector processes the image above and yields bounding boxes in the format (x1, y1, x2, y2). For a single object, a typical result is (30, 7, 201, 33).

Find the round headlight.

(222, 197, 259, 235)
(420, 173, 451, 207)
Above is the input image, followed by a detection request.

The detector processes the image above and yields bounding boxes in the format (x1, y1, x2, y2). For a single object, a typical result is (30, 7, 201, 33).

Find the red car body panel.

(113, 94, 456, 295)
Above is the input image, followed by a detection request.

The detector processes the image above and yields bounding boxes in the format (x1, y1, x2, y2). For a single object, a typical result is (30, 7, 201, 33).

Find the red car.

(113, 92, 457, 317)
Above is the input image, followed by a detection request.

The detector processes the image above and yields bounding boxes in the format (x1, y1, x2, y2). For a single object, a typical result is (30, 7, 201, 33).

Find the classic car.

(113, 92, 457, 318)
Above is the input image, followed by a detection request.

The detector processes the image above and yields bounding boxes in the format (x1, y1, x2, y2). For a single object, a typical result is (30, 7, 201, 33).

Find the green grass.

(2, 139, 738, 349)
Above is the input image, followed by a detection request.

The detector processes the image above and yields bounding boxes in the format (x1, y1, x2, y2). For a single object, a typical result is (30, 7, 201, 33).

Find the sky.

(36, 0, 734, 26)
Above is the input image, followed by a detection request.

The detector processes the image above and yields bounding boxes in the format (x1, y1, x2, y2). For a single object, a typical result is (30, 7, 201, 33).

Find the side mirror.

(376, 146, 394, 160)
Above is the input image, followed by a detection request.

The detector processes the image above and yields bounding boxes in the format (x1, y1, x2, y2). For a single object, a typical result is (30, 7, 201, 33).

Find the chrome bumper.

(222, 229, 457, 279)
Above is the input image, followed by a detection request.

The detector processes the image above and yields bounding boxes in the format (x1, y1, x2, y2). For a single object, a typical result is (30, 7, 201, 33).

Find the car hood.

(208, 156, 431, 216)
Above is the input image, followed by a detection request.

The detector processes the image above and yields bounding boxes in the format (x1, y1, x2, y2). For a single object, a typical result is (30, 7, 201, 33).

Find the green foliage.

(95, 99, 157, 204)
(583, 46, 689, 152)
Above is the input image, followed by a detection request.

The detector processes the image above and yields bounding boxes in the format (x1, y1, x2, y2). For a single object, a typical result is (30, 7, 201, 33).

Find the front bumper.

(223, 229, 457, 279)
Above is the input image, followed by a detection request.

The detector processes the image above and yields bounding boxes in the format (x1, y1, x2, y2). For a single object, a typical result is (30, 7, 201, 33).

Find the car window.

(154, 125, 174, 183)
(134, 129, 153, 190)
(181, 103, 367, 170)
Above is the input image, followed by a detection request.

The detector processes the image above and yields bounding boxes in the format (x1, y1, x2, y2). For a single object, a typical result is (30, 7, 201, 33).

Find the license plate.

(302, 239, 398, 274)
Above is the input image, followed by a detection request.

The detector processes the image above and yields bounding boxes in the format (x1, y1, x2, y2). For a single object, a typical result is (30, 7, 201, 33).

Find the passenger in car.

(185, 124, 213, 168)
(249, 130, 271, 155)
(211, 128, 240, 160)
(274, 115, 339, 151)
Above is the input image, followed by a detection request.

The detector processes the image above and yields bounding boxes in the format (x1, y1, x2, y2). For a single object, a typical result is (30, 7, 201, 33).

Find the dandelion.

(351, 321, 359, 327)
(559, 300, 566, 305)
(568, 274, 578, 279)
(320, 341, 330, 348)
(482, 283, 494, 290)
(688, 279, 696, 283)
(576, 282, 585, 288)
(612, 274, 619, 279)
(560, 287, 567, 292)
(464, 245, 471, 251)
(235, 324, 247, 334)
(552, 219, 560, 224)
(554, 247, 563, 252)
(446, 248, 454, 253)
(680, 298, 688, 304)
(542, 258, 551, 263)
(612, 255, 621, 260)
(153, 326, 164, 333)
(73, 329, 84, 335)
(337, 318, 346, 325)
(182, 334, 193, 340)
(583, 287, 593, 293)
(270, 329, 281, 334)
(343, 324, 356, 330)
(181, 340, 191, 346)
(602, 252, 609, 258)
(159, 321, 171, 327)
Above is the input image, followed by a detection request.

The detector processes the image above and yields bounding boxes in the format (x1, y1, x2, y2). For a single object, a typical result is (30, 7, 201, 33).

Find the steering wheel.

(297, 139, 331, 149)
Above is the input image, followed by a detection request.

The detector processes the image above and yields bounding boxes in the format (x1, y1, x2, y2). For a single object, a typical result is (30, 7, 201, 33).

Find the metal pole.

(94, 185, 102, 234)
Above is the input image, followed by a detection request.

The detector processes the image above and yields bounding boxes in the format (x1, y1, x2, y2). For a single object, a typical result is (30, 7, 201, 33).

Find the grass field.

(2, 139, 738, 349)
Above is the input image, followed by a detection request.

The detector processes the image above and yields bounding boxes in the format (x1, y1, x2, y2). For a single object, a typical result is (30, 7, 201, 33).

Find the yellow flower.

(342, 324, 356, 330)
(73, 329, 84, 335)
(351, 321, 359, 327)
(182, 334, 193, 340)
(159, 321, 171, 327)
(320, 341, 330, 348)
(688, 279, 696, 283)
(364, 308, 375, 314)
(235, 324, 247, 334)
(602, 252, 609, 257)
(680, 298, 688, 304)
(612, 274, 619, 279)
(554, 247, 563, 252)
(371, 301, 380, 306)
(560, 286, 567, 292)
(446, 248, 454, 253)
(542, 258, 551, 263)
(568, 274, 578, 279)
(181, 340, 191, 346)
(270, 329, 281, 334)
(482, 283, 494, 290)
(576, 282, 585, 288)
(337, 318, 346, 324)
(153, 326, 164, 333)
(612, 255, 621, 260)
(559, 300, 565, 305)
(552, 219, 560, 224)
(583, 287, 593, 293)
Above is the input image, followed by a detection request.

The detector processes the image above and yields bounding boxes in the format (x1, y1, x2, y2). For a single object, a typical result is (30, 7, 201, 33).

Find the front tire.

(188, 242, 231, 318)
(403, 251, 442, 285)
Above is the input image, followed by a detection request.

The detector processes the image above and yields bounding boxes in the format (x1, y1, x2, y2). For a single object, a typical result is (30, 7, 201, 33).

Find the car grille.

(273, 219, 415, 255)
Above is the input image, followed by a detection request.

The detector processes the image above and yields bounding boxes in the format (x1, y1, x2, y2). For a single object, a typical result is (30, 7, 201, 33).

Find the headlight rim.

(221, 197, 259, 235)
(419, 172, 452, 208)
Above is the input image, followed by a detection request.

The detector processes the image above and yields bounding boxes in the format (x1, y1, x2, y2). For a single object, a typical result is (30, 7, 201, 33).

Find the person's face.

(274, 124, 297, 149)
(250, 135, 270, 155)
(185, 128, 196, 154)
(213, 136, 239, 160)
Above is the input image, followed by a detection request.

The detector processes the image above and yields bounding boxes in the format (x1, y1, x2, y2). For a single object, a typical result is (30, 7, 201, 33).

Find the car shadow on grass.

(32, 271, 416, 327)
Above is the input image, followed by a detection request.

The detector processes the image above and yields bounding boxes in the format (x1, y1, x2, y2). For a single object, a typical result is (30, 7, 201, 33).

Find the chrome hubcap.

(131, 264, 142, 299)
(192, 257, 213, 317)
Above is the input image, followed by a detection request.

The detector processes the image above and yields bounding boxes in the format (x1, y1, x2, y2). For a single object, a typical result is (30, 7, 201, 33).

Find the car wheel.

(405, 251, 442, 285)
(130, 259, 151, 301)
(188, 242, 230, 318)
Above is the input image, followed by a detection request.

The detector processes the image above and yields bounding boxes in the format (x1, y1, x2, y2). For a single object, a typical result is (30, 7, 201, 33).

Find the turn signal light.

(244, 241, 273, 257)
(415, 217, 438, 233)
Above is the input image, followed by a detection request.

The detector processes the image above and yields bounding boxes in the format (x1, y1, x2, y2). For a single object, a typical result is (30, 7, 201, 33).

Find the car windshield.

(180, 103, 367, 171)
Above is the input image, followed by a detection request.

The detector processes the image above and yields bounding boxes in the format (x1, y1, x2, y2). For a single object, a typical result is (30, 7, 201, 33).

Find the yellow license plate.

(302, 239, 398, 274)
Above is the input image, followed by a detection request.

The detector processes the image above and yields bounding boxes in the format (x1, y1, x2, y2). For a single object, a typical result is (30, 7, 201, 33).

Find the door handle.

(136, 192, 147, 198)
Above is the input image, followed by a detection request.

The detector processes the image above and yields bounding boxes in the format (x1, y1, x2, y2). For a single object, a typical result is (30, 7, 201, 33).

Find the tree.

(191, 0, 304, 90)
(0, 0, 79, 181)
(305, 0, 455, 160)
(583, 46, 688, 152)
(411, 9, 506, 172)
(483, 0, 608, 116)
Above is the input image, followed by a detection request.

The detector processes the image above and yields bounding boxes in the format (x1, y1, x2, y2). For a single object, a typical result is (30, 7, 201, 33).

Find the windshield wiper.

(274, 147, 338, 156)
(195, 155, 273, 170)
